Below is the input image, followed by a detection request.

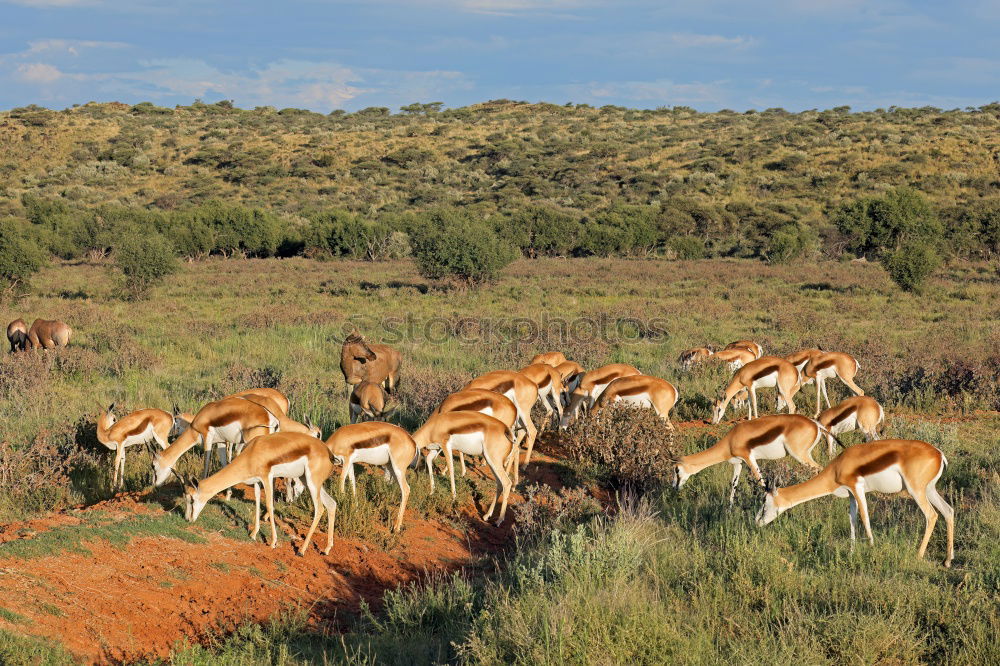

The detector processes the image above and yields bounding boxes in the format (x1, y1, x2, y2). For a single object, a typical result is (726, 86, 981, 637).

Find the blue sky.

(1, 0, 998, 112)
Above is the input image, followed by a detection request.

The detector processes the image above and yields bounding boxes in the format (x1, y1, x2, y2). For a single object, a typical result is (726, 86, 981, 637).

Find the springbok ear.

(763, 478, 774, 493)
(107, 402, 116, 414)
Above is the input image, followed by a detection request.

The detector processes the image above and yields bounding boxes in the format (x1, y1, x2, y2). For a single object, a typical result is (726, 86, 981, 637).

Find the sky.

(1, 0, 998, 113)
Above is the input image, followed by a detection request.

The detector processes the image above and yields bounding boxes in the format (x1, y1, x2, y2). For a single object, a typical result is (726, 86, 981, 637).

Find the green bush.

(111, 232, 178, 299)
(408, 210, 518, 285)
(835, 186, 943, 260)
(668, 235, 706, 260)
(303, 210, 398, 260)
(881, 239, 941, 292)
(0, 219, 45, 302)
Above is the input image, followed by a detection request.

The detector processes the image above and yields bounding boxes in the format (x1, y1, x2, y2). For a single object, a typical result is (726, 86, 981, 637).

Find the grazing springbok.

(677, 346, 713, 371)
(6, 319, 28, 352)
(434, 389, 520, 483)
(96, 404, 192, 488)
(462, 370, 539, 467)
(724, 340, 763, 359)
(560, 363, 641, 428)
(340, 332, 401, 397)
(712, 356, 800, 423)
(817, 396, 885, 455)
(803, 351, 864, 416)
(27, 319, 72, 349)
(518, 362, 566, 426)
(591, 375, 678, 429)
(349, 380, 391, 423)
(183, 432, 337, 556)
(531, 351, 568, 367)
(756, 439, 954, 567)
(325, 422, 417, 532)
(714, 346, 756, 371)
(785, 348, 824, 384)
(412, 411, 516, 525)
(226, 387, 290, 416)
(674, 414, 829, 505)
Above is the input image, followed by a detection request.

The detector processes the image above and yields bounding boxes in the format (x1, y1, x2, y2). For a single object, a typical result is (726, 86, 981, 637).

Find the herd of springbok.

(7, 323, 954, 566)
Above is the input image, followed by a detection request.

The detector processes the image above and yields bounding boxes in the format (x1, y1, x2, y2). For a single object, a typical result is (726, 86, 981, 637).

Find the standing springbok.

(817, 396, 884, 455)
(7, 319, 28, 352)
(560, 363, 641, 428)
(803, 351, 864, 417)
(674, 414, 829, 505)
(340, 332, 401, 397)
(349, 380, 391, 423)
(712, 356, 799, 424)
(183, 432, 337, 556)
(756, 439, 954, 567)
(434, 389, 520, 484)
(785, 348, 824, 383)
(518, 362, 566, 426)
(591, 375, 678, 429)
(325, 422, 417, 532)
(96, 404, 192, 489)
(462, 370, 539, 467)
(412, 411, 516, 525)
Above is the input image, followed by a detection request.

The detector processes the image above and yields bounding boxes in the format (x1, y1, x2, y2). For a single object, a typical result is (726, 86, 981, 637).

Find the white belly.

(752, 373, 778, 390)
(752, 435, 788, 460)
(270, 456, 309, 480)
(208, 422, 243, 447)
(831, 414, 858, 435)
(350, 443, 392, 466)
(616, 393, 653, 409)
(861, 465, 905, 494)
(817, 367, 838, 381)
(447, 432, 485, 457)
(121, 424, 156, 449)
(591, 382, 611, 401)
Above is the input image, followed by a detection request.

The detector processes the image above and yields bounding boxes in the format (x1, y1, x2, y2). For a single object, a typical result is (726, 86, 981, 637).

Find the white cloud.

(564, 78, 730, 106)
(26, 39, 129, 56)
(667, 32, 755, 49)
(16, 62, 65, 83)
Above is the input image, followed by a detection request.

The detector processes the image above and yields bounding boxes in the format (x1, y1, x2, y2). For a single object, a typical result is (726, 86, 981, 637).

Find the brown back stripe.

(353, 433, 392, 449)
(268, 442, 314, 466)
(536, 373, 551, 389)
(493, 380, 515, 394)
(828, 405, 857, 428)
(746, 425, 784, 449)
(814, 358, 837, 371)
(119, 415, 157, 439)
(750, 364, 780, 381)
(614, 383, 652, 398)
(451, 398, 493, 413)
(451, 423, 488, 435)
(591, 369, 625, 385)
(855, 451, 900, 477)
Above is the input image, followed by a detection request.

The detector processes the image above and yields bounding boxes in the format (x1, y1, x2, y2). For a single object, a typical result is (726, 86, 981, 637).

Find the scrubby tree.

(882, 240, 941, 293)
(0, 218, 45, 302)
(408, 209, 517, 285)
(112, 232, 178, 300)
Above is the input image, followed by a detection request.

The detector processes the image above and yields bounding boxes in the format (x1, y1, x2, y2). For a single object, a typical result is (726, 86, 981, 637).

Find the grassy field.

(1, 255, 999, 663)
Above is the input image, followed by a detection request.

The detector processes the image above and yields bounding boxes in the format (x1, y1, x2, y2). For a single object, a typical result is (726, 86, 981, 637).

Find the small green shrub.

(0, 219, 45, 302)
(668, 235, 706, 260)
(111, 232, 178, 300)
(408, 210, 518, 285)
(881, 239, 941, 292)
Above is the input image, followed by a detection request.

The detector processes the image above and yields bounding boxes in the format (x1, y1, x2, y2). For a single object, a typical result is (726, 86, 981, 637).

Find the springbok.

(340, 332, 401, 397)
(817, 396, 884, 456)
(803, 351, 864, 417)
(554, 360, 585, 406)
(462, 370, 539, 467)
(724, 340, 763, 359)
(674, 414, 829, 505)
(325, 422, 417, 532)
(714, 346, 756, 371)
(6, 319, 28, 352)
(349, 380, 391, 423)
(434, 389, 520, 483)
(412, 411, 516, 525)
(712, 356, 799, 423)
(677, 347, 713, 371)
(96, 404, 192, 488)
(531, 351, 568, 367)
(756, 439, 954, 567)
(560, 363, 641, 428)
(183, 432, 337, 556)
(785, 348, 824, 384)
(27, 319, 72, 349)
(591, 375, 678, 429)
(518, 362, 566, 426)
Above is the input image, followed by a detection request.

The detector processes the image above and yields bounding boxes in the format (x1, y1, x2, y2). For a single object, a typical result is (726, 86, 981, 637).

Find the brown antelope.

(560, 363, 641, 428)
(531, 351, 567, 367)
(756, 439, 954, 567)
(714, 346, 756, 371)
(325, 422, 417, 532)
(555, 360, 585, 398)
(591, 375, 678, 429)
(153, 397, 281, 487)
(27, 319, 72, 349)
(96, 404, 192, 488)
(349, 380, 391, 423)
(677, 346, 713, 371)
(462, 370, 539, 467)
(818, 396, 885, 455)
(340, 332, 401, 397)
(785, 348, 824, 383)
(518, 362, 566, 425)
(434, 389, 520, 483)
(725, 340, 763, 359)
(412, 411, 515, 525)
(225, 387, 290, 416)
(804, 351, 864, 417)
(183, 432, 337, 556)
(712, 356, 799, 423)
(674, 414, 829, 505)
(6, 319, 28, 352)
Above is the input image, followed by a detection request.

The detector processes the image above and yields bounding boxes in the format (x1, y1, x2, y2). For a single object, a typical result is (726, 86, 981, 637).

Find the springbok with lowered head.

(183, 432, 337, 556)
(518, 362, 566, 426)
(756, 439, 954, 567)
(712, 356, 799, 423)
(724, 339, 763, 359)
(530, 351, 567, 367)
(27, 319, 72, 349)
(96, 404, 192, 488)
(803, 351, 864, 417)
(560, 363, 641, 428)
(817, 395, 884, 456)
(677, 346, 713, 371)
(591, 375, 678, 429)
(349, 380, 392, 423)
(462, 370, 539, 467)
(434, 389, 520, 483)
